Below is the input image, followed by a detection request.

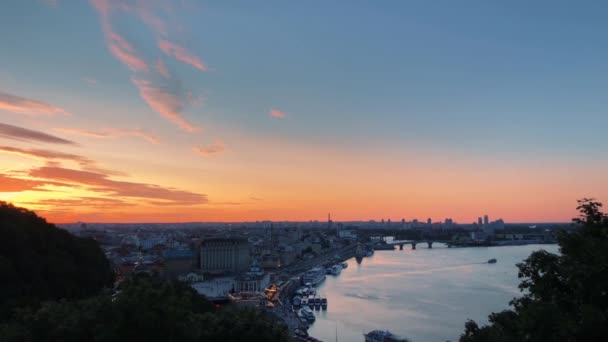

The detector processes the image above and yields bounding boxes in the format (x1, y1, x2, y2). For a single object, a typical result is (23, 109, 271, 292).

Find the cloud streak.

(28, 166, 207, 205)
(0, 145, 91, 164)
(0, 123, 76, 145)
(156, 58, 170, 78)
(132, 78, 201, 132)
(91, 0, 149, 72)
(0, 91, 67, 116)
(270, 109, 286, 118)
(60, 128, 160, 143)
(158, 39, 207, 71)
(193, 141, 226, 157)
(0, 174, 54, 192)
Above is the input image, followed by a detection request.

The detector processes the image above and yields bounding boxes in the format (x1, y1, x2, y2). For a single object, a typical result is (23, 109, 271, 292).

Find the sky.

(1, 0, 607, 223)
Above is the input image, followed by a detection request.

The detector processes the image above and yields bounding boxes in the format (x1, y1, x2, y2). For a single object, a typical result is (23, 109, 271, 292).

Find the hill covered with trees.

(0, 202, 114, 320)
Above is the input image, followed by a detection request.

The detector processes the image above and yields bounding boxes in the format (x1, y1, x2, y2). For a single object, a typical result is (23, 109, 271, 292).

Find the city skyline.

(1, 0, 607, 223)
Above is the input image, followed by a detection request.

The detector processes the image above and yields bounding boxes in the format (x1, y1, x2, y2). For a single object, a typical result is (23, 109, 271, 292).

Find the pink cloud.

(156, 58, 170, 78)
(193, 141, 226, 157)
(28, 166, 207, 205)
(107, 31, 149, 72)
(0, 91, 67, 116)
(269, 109, 286, 118)
(83, 78, 98, 85)
(158, 39, 207, 71)
(41, 0, 57, 7)
(60, 128, 160, 144)
(0, 145, 91, 165)
(91, 0, 149, 72)
(0, 123, 76, 145)
(0, 174, 56, 192)
(0, 145, 124, 176)
(132, 78, 201, 132)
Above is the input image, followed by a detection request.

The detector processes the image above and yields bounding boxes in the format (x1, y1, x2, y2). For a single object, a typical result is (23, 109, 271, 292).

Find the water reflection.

(307, 244, 559, 342)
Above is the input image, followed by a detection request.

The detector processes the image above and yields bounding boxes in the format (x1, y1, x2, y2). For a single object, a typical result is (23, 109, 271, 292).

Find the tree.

(0, 202, 114, 320)
(460, 198, 608, 342)
(0, 276, 289, 342)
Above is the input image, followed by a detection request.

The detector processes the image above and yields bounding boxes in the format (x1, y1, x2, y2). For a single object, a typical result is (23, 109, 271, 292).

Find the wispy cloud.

(0, 123, 76, 145)
(21, 196, 133, 209)
(40, 0, 57, 7)
(91, 0, 149, 72)
(90, 0, 204, 133)
(0, 146, 91, 164)
(60, 128, 160, 143)
(0, 145, 124, 176)
(132, 78, 201, 132)
(193, 141, 225, 157)
(28, 166, 207, 205)
(83, 78, 98, 85)
(270, 109, 286, 118)
(0, 91, 67, 116)
(156, 58, 170, 78)
(158, 39, 207, 71)
(0, 174, 43, 192)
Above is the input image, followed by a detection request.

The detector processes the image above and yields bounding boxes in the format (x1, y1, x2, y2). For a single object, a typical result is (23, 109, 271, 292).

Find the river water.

(307, 243, 559, 342)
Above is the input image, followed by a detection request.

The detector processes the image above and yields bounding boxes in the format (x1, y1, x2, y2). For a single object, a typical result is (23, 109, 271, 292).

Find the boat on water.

(373, 241, 396, 250)
(314, 296, 321, 310)
(355, 243, 366, 258)
(321, 297, 327, 310)
(341, 262, 348, 269)
(292, 295, 302, 307)
(299, 306, 316, 322)
(364, 330, 410, 342)
(302, 267, 326, 286)
(330, 264, 342, 275)
(488, 258, 497, 264)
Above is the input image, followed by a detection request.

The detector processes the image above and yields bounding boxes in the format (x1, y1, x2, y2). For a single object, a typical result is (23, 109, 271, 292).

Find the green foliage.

(0, 202, 114, 320)
(0, 276, 289, 342)
(460, 198, 608, 342)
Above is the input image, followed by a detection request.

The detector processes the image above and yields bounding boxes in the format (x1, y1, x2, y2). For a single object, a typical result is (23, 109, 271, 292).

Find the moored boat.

(302, 267, 326, 286)
(300, 306, 315, 322)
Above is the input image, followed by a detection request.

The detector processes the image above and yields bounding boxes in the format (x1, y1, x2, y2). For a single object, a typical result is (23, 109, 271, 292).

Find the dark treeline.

(0, 202, 289, 342)
(0, 202, 114, 320)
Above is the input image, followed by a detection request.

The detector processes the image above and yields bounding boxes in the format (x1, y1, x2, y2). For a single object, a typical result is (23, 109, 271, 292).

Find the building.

(200, 237, 251, 275)
(163, 249, 194, 279)
(484, 215, 489, 226)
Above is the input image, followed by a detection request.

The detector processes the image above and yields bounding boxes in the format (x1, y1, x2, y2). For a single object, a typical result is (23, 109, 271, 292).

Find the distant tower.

(328, 213, 333, 229)
(484, 215, 489, 226)
(427, 218, 432, 225)
(478, 217, 483, 226)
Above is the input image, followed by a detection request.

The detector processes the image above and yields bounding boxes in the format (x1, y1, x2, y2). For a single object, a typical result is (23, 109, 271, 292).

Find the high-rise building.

(200, 237, 250, 274)
(478, 217, 483, 226)
(484, 215, 489, 226)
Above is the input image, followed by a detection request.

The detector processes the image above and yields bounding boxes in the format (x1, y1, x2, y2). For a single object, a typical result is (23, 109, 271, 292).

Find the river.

(307, 243, 559, 342)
